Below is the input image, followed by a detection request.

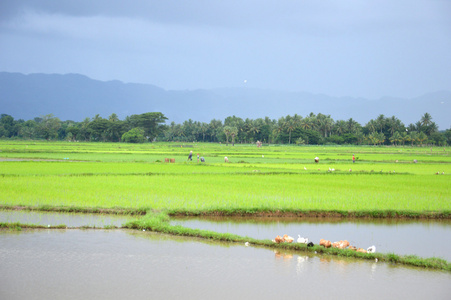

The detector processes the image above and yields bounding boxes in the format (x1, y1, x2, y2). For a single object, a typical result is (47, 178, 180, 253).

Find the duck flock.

(271, 234, 376, 254)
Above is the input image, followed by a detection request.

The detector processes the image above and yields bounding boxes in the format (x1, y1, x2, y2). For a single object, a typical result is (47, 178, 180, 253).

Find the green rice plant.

(1, 141, 450, 216)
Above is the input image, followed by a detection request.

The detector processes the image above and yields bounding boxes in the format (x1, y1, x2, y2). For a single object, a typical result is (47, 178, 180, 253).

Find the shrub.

(121, 127, 146, 143)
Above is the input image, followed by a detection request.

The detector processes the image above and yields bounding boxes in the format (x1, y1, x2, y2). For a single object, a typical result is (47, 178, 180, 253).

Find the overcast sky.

(1, 0, 450, 99)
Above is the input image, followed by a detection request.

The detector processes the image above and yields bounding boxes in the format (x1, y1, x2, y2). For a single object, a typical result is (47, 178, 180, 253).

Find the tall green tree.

(223, 126, 232, 145)
(285, 118, 298, 144)
(230, 127, 238, 146)
(376, 114, 386, 133)
(128, 112, 167, 141)
(88, 117, 109, 141)
(36, 114, 61, 140)
(420, 112, 433, 126)
(0, 114, 18, 138)
(389, 131, 402, 146)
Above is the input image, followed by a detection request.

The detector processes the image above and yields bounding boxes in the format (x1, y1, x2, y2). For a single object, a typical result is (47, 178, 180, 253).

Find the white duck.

(297, 235, 309, 244)
(367, 245, 376, 253)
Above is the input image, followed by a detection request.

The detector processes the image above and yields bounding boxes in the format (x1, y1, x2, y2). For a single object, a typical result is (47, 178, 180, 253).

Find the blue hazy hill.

(0, 72, 449, 129)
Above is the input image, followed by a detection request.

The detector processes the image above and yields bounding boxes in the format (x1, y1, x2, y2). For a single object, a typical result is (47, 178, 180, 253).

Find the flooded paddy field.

(1, 229, 450, 300)
(172, 216, 451, 261)
(0, 210, 132, 228)
(2, 210, 450, 260)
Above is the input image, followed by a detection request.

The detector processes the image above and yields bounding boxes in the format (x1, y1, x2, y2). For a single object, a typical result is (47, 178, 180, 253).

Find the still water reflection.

(0, 230, 450, 300)
(172, 217, 451, 261)
(2, 210, 450, 260)
(0, 210, 132, 227)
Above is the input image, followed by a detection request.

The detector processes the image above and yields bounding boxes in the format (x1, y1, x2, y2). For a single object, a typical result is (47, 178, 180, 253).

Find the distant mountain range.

(1, 72, 450, 129)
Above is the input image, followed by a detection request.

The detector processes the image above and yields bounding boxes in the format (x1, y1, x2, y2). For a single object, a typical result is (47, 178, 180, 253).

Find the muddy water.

(0, 210, 133, 227)
(0, 229, 450, 300)
(172, 217, 451, 261)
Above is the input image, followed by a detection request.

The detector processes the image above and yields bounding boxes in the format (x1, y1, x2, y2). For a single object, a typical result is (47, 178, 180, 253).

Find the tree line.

(1, 111, 450, 146)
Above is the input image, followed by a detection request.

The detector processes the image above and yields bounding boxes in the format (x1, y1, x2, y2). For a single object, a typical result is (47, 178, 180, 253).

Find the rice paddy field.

(0, 141, 450, 216)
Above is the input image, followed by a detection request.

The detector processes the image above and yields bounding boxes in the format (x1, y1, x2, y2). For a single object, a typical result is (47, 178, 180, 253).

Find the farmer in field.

(352, 154, 355, 163)
(197, 153, 199, 163)
(187, 150, 193, 161)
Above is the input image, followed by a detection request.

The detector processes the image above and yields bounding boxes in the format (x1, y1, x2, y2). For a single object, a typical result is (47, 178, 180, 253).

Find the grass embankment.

(0, 222, 67, 230)
(120, 212, 451, 272)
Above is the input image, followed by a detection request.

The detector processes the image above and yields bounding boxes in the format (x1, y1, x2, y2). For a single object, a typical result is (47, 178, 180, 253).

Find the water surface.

(172, 216, 451, 260)
(0, 229, 450, 300)
(0, 210, 133, 227)
(2, 210, 450, 261)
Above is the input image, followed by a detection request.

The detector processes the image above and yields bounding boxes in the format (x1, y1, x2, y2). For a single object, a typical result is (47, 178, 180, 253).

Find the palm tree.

(401, 131, 410, 146)
(387, 116, 404, 137)
(377, 132, 385, 145)
(355, 131, 365, 145)
(273, 117, 286, 143)
(415, 121, 423, 133)
(285, 118, 298, 144)
(425, 122, 438, 137)
(376, 114, 386, 133)
(208, 119, 223, 142)
(300, 118, 311, 130)
(108, 113, 119, 122)
(420, 113, 432, 126)
(368, 132, 378, 145)
(173, 124, 184, 141)
(346, 118, 360, 134)
(409, 131, 419, 146)
(418, 132, 428, 145)
(365, 119, 377, 133)
(390, 131, 401, 146)
(334, 120, 347, 135)
(249, 120, 260, 142)
(223, 126, 232, 145)
(316, 114, 333, 138)
(230, 127, 238, 146)
(200, 122, 208, 142)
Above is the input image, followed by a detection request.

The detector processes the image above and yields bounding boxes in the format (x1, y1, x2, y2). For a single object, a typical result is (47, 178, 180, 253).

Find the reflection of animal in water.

(274, 250, 293, 260)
